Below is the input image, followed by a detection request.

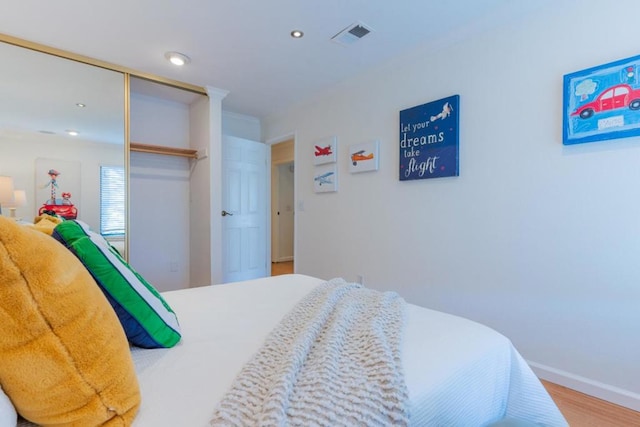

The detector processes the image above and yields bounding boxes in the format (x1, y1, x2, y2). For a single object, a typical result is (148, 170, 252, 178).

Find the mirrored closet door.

(0, 34, 213, 279)
(0, 38, 126, 253)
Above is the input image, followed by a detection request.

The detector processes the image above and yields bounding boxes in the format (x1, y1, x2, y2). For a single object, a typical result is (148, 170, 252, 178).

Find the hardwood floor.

(271, 260, 293, 276)
(542, 380, 640, 426)
(268, 262, 640, 425)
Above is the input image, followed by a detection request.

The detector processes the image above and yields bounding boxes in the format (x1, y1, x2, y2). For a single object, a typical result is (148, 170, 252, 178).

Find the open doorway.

(270, 138, 294, 276)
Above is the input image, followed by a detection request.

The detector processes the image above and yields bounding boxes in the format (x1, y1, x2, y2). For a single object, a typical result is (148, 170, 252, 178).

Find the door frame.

(271, 161, 294, 262)
(266, 132, 296, 271)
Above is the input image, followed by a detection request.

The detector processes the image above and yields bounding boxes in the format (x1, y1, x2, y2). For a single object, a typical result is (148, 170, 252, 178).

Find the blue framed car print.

(563, 54, 640, 145)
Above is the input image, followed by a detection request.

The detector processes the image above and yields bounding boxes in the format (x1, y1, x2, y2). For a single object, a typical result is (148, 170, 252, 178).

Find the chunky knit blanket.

(210, 278, 410, 426)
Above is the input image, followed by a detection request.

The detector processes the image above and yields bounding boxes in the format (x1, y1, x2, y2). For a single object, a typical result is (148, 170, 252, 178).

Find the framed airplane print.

(313, 136, 337, 165)
(313, 164, 337, 193)
(348, 140, 379, 173)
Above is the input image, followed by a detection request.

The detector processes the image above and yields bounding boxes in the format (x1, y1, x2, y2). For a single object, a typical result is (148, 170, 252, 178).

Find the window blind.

(100, 165, 125, 236)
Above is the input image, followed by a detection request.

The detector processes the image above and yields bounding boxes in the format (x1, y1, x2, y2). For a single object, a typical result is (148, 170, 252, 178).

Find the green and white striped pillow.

(53, 220, 181, 348)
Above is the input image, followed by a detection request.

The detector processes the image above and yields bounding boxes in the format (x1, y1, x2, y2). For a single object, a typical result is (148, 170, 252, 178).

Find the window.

(100, 165, 125, 236)
(601, 89, 614, 100)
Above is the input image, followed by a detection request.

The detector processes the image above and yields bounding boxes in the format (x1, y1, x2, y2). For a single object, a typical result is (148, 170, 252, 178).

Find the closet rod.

(130, 142, 198, 159)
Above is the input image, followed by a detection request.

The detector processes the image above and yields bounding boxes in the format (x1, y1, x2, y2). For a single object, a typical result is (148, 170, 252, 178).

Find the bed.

(126, 274, 566, 426)
(2, 217, 566, 426)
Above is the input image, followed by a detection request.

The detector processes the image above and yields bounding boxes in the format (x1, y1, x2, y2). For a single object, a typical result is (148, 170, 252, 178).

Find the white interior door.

(277, 162, 294, 261)
(222, 136, 269, 283)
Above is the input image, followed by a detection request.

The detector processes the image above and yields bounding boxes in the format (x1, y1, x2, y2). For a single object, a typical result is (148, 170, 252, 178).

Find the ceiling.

(0, 41, 126, 144)
(0, 1, 552, 120)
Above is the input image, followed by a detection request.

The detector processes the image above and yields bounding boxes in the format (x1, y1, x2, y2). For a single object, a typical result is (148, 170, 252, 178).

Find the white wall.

(223, 111, 261, 141)
(0, 130, 122, 229)
(263, 0, 640, 409)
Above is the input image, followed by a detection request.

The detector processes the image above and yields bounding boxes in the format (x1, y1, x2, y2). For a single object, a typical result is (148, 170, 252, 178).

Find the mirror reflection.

(0, 41, 126, 248)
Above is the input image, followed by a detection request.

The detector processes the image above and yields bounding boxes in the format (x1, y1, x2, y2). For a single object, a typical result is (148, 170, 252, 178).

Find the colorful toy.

(39, 168, 77, 219)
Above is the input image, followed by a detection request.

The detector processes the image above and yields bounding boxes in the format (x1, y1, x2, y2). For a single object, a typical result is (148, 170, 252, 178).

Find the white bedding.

(128, 274, 566, 426)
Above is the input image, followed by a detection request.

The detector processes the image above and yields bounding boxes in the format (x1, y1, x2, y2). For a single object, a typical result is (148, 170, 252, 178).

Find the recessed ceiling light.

(290, 30, 304, 38)
(66, 130, 79, 136)
(76, 103, 86, 108)
(164, 51, 191, 66)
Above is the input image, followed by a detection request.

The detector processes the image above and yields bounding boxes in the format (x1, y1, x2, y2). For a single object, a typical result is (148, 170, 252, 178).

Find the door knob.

(221, 210, 233, 216)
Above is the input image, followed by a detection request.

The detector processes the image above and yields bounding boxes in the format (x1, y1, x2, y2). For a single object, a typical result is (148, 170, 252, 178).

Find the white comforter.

(128, 274, 566, 426)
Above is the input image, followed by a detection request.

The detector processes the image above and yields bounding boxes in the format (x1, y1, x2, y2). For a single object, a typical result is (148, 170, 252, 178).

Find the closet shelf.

(130, 142, 198, 159)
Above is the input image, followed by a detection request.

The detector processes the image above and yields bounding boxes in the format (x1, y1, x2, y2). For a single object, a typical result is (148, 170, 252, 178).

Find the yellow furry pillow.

(31, 213, 64, 235)
(0, 217, 140, 426)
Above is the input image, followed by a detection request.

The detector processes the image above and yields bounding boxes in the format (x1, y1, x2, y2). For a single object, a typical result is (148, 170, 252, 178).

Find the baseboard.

(273, 256, 293, 263)
(528, 360, 640, 412)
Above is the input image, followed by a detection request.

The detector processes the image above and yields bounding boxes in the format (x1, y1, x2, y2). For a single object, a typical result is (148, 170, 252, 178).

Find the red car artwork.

(572, 83, 640, 119)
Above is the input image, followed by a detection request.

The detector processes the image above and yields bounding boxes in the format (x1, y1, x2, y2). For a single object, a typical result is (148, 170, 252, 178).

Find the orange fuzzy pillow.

(0, 217, 140, 426)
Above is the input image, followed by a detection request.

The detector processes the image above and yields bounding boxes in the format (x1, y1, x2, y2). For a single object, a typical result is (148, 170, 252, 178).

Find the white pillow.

(0, 386, 16, 427)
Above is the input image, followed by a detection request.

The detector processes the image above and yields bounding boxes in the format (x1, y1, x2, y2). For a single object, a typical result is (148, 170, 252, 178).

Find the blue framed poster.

(563, 54, 640, 145)
(399, 94, 459, 181)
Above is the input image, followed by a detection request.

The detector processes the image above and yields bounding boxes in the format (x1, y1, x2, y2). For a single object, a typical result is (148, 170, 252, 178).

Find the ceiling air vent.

(331, 22, 373, 46)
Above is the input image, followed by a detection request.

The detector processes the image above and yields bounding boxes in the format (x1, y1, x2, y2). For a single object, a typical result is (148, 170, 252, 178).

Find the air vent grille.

(331, 22, 373, 46)
(348, 25, 370, 38)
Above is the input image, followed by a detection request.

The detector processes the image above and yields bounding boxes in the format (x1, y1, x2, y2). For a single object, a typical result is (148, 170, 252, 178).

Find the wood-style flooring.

(269, 261, 640, 425)
(271, 260, 294, 276)
(542, 380, 640, 426)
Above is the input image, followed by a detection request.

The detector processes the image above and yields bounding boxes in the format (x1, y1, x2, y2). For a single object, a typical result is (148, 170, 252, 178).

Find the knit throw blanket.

(210, 278, 410, 426)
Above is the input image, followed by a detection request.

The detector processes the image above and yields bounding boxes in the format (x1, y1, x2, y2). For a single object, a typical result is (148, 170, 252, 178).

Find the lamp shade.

(0, 176, 15, 205)
(7, 190, 26, 208)
(6, 189, 26, 218)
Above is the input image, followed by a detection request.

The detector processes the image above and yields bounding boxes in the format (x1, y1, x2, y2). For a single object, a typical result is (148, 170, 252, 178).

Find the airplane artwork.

(348, 140, 379, 173)
(314, 171, 334, 185)
(313, 137, 337, 165)
(350, 150, 374, 166)
(314, 163, 337, 193)
(315, 145, 333, 157)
